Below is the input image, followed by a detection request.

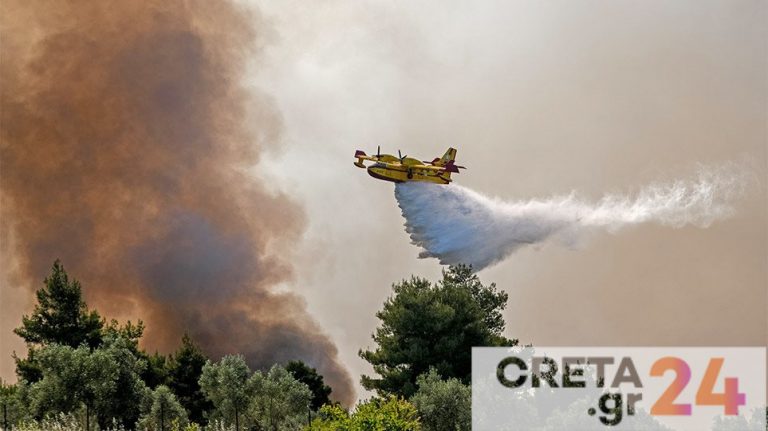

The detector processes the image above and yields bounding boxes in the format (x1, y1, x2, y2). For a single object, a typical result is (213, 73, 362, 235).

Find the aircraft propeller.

(398, 150, 408, 162)
(377, 145, 381, 158)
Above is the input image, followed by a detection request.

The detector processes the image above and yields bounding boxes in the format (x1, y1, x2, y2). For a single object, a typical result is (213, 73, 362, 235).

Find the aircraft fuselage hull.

(366, 164, 450, 185)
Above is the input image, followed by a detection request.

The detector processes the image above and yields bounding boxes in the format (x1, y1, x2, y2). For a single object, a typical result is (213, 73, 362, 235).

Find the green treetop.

(14, 260, 103, 349)
(360, 265, 517, 397)
(168, 334, 212, 425)
(199, 355, 255, 431)
(411, 369, 471, 431)
(308, 396, 421, 431)
(138, 385, 189, 431)
(250, 365, 312, 431)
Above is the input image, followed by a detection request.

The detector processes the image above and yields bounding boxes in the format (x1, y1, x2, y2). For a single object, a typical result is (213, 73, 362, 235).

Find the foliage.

(142, 351, 170, 390)
(28, 343, 119, 426)
(307, 396, 421, 431)
(167, 335, 211, 425)
(22, 333, 149, 429)
(92, 334, 150, 428)
(307, 404, 349, 430)
(103, 319, 170, 393)
(13, 261, 104, 384)
(199, 355, 254, 430)
(285, 360, 332, 411)
(410, 369, 470, 431)
(14, 260, 103, 350)
(250, 365, 312, 431)
(102, 320, 145, 352)
(360, 265, 516, 397)
(13, 348, 43, 384)
(4, 260, 538, 429)
(1, 380, 31, 428)
(204, 420, 235, 431)
(13, 412, 138, 431)
(15, 413, 87, 431)
(138, 385, 188, 431)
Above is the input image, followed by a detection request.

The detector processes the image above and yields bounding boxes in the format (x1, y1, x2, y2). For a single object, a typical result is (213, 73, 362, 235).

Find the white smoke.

(395, 164, 751, 270)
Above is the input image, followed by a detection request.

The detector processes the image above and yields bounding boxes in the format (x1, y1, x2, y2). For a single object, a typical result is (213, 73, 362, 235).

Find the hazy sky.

(2, 0, 766, 402)
(253, 0, 767, 400)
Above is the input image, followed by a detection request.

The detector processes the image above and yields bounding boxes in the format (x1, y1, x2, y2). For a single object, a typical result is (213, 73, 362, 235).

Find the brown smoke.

(0, 0, 354, 404)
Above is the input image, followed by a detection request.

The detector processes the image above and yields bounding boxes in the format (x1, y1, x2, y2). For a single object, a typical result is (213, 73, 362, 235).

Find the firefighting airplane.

(354, 147, 466, 184)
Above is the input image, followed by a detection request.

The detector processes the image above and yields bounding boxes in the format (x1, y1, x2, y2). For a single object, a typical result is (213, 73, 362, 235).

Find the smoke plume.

(396, 164, 749, 270)
(0, 1, 354, 403)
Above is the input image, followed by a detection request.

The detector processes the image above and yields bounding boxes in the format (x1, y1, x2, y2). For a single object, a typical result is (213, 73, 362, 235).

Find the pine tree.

(360, 265, 517, 397)
(14, 260, 103, 349)
(168, 334, 212, 425)
(14, 260, 103, 382)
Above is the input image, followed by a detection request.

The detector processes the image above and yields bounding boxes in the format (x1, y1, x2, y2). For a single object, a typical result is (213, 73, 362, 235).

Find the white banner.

(472, 347, 766, 431)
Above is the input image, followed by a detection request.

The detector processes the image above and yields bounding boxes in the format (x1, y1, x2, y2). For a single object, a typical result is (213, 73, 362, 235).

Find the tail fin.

(433, 148, 457, 167)
(432, 148, 459, 181)
(354, 150, 367, 168)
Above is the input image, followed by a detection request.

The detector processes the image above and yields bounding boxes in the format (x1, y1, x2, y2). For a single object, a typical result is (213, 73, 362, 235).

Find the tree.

(168, 334, 212, 425)
(102, 319, 172, 392)
(250, 365, 312, 431)
(143, 351, 170, 390)
(96, 333, 150, 429)
(28, 343, 118, 430)
(1, 380, 31, 429)
(199, 355, 255, 431)
(24, 333, 149, 430)
(360, 265, 516, 397)
(285, 361, 331, 411)
(305, 404, 349, 431)
(13, 260, 104, 384)
(138, 385, 188, 431)
(410, 370, 471, 431)
(0, 382, 13, 431)
(14, 260, 103, 350)
(307, 396, 421, 431)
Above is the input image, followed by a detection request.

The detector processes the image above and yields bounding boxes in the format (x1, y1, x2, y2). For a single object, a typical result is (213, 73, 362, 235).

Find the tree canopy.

(23, 332, 150, 429)
(28, 343, 119, 429)
(250, 365, 312, 431)
(3, 259, 529, 430)
(138, 385, 189, 431)
(1, 379, 28, 428)
(308, 396, 421, 431)
(199, 355, 255, 431)
(168, 334, 212, 425)
(14, 260, 103, 350)
(199, 356, 313, 431)
(410, 369, 471, 431)
(360, 265, 517, 397)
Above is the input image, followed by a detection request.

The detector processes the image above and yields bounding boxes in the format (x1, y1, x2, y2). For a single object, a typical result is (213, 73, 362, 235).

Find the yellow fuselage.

(365, 162, 451, 184)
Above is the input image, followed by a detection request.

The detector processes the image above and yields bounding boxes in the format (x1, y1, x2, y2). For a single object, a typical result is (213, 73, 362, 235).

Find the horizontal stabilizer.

(444, 160, 464, 173)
